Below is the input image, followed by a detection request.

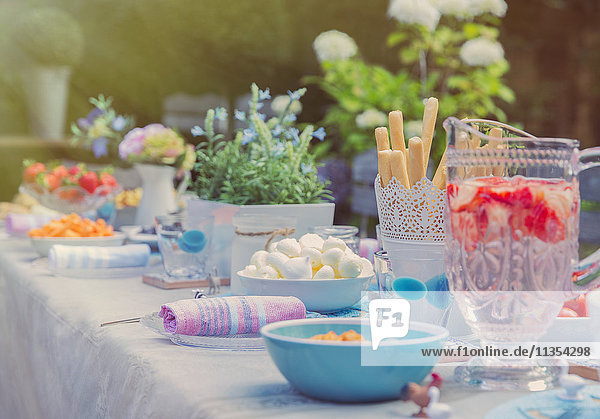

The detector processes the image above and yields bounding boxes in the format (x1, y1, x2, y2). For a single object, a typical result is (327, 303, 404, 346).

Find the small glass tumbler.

(311, 225, 360, 254)
(374, 250, 452, 327)
(156, 214, 214, 278)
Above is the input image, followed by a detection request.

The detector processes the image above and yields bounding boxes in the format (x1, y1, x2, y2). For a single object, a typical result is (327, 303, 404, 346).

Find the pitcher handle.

(573, 146, 600, 288)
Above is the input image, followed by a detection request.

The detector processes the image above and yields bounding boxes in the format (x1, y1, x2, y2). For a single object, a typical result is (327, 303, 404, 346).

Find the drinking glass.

(156, 214, 213, 278)
(374, 250, 452, 327)
(443, 117, 600, 390)
(311, 225, 360, 254)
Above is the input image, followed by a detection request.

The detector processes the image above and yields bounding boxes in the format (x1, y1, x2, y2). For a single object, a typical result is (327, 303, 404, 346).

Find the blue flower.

(241, 128, 257, 145)
(287, 89, 302, 101)
(286, 127, 300, 144)
(273, 141, 286, 156)
(248, 100, 264, 110)
(77, 117, 91, 130)
(258, 88, 271, 101)
(257, 113, 267, 121)
(301, 162, 314, 174)
(312, 127, 326, 141)
(284, 114, 297, 123)
(191, 126, 206, 137)
(92, 137, 109, 158)
(271, 126, 283, 137)
(234, 110, 246, 121)
(111, 115, 127, 131)
(215, 107, 228, 121)
(86, 107, 103, 122)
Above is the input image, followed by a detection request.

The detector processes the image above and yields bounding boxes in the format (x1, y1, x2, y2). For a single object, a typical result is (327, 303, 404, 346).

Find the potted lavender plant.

(188, 83, 334, 277)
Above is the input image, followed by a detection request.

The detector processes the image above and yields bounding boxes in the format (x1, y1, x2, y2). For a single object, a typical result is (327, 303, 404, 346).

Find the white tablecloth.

(0, 236, 542, 418)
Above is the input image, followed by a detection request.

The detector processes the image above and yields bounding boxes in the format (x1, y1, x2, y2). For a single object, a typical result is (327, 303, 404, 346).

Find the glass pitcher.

(443, 117, 600, 390)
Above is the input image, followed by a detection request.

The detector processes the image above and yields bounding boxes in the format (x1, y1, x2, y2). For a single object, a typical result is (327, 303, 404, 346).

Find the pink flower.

(119, 127, 145, 159)
(164, 148, 180, 157)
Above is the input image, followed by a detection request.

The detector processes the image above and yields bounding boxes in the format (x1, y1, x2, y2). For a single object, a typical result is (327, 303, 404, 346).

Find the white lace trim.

(374, 174, 446, 242)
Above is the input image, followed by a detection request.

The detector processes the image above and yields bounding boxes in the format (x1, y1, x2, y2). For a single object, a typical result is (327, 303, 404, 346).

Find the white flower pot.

(22, 65, 71, 140)
(134, 164, 178, 226)
(186, 198, 335, 280)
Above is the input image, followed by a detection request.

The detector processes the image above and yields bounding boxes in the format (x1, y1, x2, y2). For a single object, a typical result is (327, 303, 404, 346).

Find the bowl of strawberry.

(19, 160, 122, 214)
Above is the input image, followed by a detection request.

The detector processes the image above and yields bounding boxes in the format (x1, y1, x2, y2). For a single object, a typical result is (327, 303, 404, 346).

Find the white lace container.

(374, 174, 446, 278)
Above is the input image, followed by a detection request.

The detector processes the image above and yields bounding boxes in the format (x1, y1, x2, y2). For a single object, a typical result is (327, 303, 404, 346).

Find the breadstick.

(432, 150, 447, 189)
(488, 127, 504, 176)
(478, 144, 493, 176)
(388, 111, 406, 151)
(421, 97, 438, 172)
(391, 150, 410, 189)
(378, 150, 393, 187)
(456, 132, 468, 179)
(375, 127, 390, 151)
(408, 137, 425, 186)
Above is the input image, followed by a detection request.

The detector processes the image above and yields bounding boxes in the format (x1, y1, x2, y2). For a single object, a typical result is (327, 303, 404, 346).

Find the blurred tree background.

(0, 0, 599, 196)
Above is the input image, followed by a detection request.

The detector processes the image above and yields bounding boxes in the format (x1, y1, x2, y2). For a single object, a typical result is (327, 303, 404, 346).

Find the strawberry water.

(445, 176, 579, 342)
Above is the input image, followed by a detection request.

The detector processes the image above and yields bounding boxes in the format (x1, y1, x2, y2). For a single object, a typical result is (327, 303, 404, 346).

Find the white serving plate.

(30, 232, 126, 257)
(237, 272, 373, 312)
(140, 312, 265, 351)
(32, 253, 162, 279)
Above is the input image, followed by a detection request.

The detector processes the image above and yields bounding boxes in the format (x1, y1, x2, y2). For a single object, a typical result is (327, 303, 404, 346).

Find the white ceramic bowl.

(237, 271, 373, 312)
(30, 232, 126, 257)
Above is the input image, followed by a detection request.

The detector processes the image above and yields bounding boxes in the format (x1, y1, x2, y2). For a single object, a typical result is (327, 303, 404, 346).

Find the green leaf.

(387, 32, 408, 47)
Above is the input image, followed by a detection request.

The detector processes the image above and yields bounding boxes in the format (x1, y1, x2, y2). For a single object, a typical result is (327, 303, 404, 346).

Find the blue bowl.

(261, 318, 448, 403)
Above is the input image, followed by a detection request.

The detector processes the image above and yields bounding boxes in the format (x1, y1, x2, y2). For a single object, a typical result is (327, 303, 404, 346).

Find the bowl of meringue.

(237, 233, 375, 312)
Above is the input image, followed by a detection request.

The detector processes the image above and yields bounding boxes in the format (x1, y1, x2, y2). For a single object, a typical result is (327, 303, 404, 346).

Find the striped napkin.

(159, 296, 306, 336)
(5, 213, 56, 236)
(48, 244, 151, 269)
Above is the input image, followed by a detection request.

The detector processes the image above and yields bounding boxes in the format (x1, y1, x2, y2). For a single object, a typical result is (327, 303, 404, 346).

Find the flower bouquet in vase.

(70, 94, 135, 161)
(119, 124, 195, 225)
(187, 83, 334, 283)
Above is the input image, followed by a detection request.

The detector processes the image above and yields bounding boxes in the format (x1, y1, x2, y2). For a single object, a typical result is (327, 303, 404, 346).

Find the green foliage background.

(0, 0, 599, 149)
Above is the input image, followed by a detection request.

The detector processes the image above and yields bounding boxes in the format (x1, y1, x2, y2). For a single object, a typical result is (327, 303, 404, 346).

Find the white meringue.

(298, 233, 325, 251)
(337, 255, 362, 278)
(359, 257, 374, 276)
(257, 265, 279, 279)
(241, 264, 258, 277)
(276, 238, 302, 257)
(301, 247, 323, 269)
(313, 265, 336, 279)
(321, 247, 345, 267)
(250, 250, 269, 268)
(265, 252, 289, 274)
(344, 247, 356, 256)
(322, 237, 347, 252)
(268, 240, 279, 253)
(280, 256, 313, 279)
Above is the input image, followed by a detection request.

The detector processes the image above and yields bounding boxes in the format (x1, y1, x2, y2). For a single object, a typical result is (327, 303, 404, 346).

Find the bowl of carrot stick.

(28, 213, 125, 257)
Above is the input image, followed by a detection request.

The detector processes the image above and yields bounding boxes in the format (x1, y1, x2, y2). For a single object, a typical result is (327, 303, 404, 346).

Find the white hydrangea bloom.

(459, 37, 504, 66)
(387, 0, 441, 31)
(313, 30, 358, 63)
(404, 120, 423, 139)
(430, 0, 471, 17)
(270, 95, 302, 115)
(468, 0, 508, 17)
(355, 109, 387, 129)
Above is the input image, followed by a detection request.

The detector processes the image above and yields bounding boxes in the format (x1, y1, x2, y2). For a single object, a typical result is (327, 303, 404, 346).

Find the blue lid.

(177, 230, 206, 253)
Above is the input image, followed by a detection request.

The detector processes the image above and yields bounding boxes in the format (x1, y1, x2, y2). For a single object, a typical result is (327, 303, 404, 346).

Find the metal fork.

(100, 287, 210, 327)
